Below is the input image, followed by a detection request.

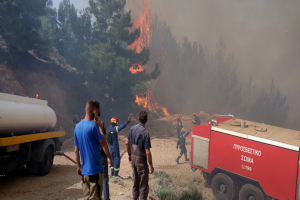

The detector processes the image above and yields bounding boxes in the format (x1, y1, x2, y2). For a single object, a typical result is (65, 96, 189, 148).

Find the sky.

(52, 0, 300, 119)
(52, 0, 88, 10)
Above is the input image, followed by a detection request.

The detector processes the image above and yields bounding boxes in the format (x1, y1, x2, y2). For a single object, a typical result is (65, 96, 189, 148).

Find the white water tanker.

(0, 92, 57, 135)
(0, 92, 64, 175)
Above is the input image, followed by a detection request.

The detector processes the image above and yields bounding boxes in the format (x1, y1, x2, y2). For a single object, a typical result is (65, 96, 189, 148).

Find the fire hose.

(56, 150, 128, 165)
(55, 152, 77, 164)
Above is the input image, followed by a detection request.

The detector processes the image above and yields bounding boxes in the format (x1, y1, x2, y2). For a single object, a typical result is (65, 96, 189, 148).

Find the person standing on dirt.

(73, 114, 79, 128)
(74, 100, 113, 200)
(95, 102, 110, 200)
(176, 128, 191, 164)
(175, 115, 183, 139)
(107, 117, 131, 177)
(192, 112, 201, 125)
(100, 121, 111, 200)
(125, 110, 154, 200)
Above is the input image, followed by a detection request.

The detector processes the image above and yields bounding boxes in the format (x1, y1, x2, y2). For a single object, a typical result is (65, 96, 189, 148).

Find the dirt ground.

(0, 115, 215, 200)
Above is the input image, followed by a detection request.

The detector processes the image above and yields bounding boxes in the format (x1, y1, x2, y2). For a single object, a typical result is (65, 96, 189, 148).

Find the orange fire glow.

(135, 91, 170, 117)
(130, 0, 170, 117)
(128, 0, 152, 74)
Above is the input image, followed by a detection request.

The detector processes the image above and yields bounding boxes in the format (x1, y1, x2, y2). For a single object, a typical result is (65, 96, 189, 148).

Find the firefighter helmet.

(181, 128, 185, 133)
(193, 112, 196, 116)
(110, 117, 118, 125)
(177, 115, 180, 119)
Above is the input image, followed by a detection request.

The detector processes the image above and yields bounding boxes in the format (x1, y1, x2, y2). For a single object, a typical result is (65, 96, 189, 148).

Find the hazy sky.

(52, 0, 300, 119)
(52, 0, 89, 10)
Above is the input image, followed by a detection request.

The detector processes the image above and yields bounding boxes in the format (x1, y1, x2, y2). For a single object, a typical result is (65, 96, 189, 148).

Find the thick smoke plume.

(125, 0, 300, 120)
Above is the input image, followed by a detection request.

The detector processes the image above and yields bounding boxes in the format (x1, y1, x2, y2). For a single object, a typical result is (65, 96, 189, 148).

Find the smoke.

(125, 0, 300, 119)
(51, 0, 300, 119)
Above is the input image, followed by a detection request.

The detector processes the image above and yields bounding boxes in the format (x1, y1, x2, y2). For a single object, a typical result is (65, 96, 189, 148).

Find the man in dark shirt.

(192, 112, 201, 125)
(175, 115, 183, 139)
(95, 101, 110, 200)
(176, 128, 191, 164)
(73, 114, 79, 128)
(126, 111, 154, 200)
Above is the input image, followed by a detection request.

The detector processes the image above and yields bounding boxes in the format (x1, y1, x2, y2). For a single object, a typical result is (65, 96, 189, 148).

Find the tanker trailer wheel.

(38, 146, 53, 176)
(211, 173, 236, 200)
(239, 184, 265, 200)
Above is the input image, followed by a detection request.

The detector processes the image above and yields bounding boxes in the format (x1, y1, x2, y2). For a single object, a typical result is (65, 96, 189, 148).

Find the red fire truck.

(190, 115, 300, 200)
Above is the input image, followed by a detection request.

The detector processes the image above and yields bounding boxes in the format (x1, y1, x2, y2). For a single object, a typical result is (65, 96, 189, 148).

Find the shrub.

(154, 171, 172, 185)
(177, 179, 191, 188)
(177, 186, 203, 200)
(155, 187, 177, 200)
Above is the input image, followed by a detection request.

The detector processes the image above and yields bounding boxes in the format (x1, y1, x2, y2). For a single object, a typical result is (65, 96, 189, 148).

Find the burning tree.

(127, 0, 170, 116)
(80, 0, 161, 117)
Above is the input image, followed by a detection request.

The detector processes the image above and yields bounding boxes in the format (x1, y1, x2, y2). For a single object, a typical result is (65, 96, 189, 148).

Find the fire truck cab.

(190, 116, 300, 200)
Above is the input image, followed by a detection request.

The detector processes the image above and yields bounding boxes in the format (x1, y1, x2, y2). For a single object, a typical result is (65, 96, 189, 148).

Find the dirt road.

(0, 115, 214, 200)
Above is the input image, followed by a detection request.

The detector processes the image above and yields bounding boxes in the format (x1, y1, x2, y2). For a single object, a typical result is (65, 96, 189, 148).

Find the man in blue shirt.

(107, 117, 130, 176)
(75, 100, 112, 200)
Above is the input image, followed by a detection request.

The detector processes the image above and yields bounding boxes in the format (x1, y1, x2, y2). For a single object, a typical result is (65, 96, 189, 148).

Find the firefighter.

(174, 115, 183, 139)
(73, 114, 79, 128)
(176, 128, 191, 164)
(107, 117, 130, 177)
(192, 112, 201, 125)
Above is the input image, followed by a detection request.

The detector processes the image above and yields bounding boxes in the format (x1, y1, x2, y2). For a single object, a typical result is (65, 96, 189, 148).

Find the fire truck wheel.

(239, 184, 265, 200)
(211, 173, 236, 200)
(37, 146, 54, 176)
(202, 172, 209, 180)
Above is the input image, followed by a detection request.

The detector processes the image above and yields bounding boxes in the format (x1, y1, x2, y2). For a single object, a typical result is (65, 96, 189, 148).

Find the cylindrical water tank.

(0, 93, 57, 135)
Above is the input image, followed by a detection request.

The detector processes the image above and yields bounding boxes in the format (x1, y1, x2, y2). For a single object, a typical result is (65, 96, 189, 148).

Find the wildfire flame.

(135, 91, 170, 117)
(129, 0, 170, 117)
(128, 0, 152, 74)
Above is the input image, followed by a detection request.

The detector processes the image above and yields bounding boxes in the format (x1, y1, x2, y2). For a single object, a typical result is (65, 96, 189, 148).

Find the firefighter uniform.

(176, 129, 190, 164)
(176, 117, 183, 139)
(107, 121, 128, 176)
(193, 115, 201, 125)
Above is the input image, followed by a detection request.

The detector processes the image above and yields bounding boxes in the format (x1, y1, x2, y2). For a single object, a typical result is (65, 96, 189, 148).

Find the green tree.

(79, 0, 159, 116)
(51, 0, 93, 70)
(56, 0, 78, 64)
(81, 41, 159, 116)
(0, 0, 53, 53)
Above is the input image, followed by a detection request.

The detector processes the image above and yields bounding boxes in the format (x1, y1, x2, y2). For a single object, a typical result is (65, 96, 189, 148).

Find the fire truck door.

(192, 125, 211, 170)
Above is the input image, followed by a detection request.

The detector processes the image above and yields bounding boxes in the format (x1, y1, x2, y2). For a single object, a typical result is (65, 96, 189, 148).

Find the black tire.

(239, 184, 265, 200)
(211, 173, 236, 200)
(37, 146, 53, 176)
(202, 172, 209, 180)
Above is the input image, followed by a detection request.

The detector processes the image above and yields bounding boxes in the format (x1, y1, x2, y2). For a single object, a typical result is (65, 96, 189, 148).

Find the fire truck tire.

(239, 184, 265, 200)
(202, 172, 209, 180)
(211, 173, 236, 200)
(37, 146, 53, 176)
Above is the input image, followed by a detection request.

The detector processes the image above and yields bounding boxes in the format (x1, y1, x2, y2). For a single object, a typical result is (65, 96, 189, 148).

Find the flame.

(135, 91, 170, 117)
(128, 0, 152, 74)
(129, 0, 170, 117)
